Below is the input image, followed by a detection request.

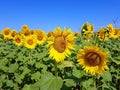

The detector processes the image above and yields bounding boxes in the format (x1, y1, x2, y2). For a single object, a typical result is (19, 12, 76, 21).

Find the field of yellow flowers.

(0, 22, 120, 90)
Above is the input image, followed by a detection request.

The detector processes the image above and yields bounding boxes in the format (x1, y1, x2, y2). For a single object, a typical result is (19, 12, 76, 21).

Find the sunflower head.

(107, 24, 114, 33)
(22, 24, 29, 30)
(53, 36, 66, 53)
(96, 27, 109, 41)
(30, 29, 35, 35)
(81, 22, 94, 37)
(10, 30, 18, 39)
(35, 30, 47, 45)
(21, 25, 30, 37)
(113, 28, 120, 39)
(47, 27, 75, 62)
(47, 31, 53, 37)
(107, 24, 115, 38)
(14, 34, 23, 46)
(24, 35, 37, 49)
(2, 28, 11, 39)
(77, 46, 109, 75)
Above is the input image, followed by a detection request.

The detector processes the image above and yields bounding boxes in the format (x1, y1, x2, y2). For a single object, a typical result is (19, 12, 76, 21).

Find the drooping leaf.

(72, 66, 84, 78)
(64, 79, 76, 87)
(101, 71, 112, 81)
(39, 72, 63, 90)
(81, 79, 94, 89)
(31, 71, 41, 80)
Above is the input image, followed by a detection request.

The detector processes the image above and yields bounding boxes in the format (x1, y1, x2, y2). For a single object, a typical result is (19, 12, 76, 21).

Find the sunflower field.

(0, 22, 120, 90)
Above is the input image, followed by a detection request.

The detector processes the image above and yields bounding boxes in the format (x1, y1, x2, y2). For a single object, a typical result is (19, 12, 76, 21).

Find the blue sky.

(0, 0, 120, 32)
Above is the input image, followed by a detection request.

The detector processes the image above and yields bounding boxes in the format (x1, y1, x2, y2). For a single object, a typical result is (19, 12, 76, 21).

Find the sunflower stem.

(54, 61, 58, 77)
(29, 49, 32, 61)
(93, 76, 97, 90)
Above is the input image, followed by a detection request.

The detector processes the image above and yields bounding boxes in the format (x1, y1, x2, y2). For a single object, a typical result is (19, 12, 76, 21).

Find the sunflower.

(14, 34, 23, 46)
(47, 27, 75, 62)
(47, 31, 53, 37)
(107, 24, 115, 38)
(81, 22, 94, 37)
(77, 46, 109, 75)
(24, 35, 37, 49)
(35, 30, 47, 45)
(20, 25, 30, 37)
(2, 28, 11, 39)
(10, 30, 18, 39)
(113, 28, 120, 39)
(96, 27, 109, 41)
(30, 29, 35, 35)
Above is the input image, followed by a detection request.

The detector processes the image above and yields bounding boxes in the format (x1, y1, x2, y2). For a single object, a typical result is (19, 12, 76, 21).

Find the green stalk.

(29, 49, 32, 61)
(54, 61, 58, 77)
(93, 76, 97, 90)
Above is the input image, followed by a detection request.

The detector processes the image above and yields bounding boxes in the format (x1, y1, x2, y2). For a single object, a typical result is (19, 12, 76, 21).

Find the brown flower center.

(4, 30, 10, 35)
(53, 36, 66, 53)
(85, 52, 101, 66)
(11, 32, 16, 37)
(16, 38, 21, 43)
(37, 35, 43, 41)
(99, 31, 104, 37)
(24, 32, 30, 36)
(27, 39, 33, 45)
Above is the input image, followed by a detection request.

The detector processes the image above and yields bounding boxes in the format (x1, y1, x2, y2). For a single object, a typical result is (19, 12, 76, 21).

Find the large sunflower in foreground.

(47, 27, 76, 62)
(77, 46, 109, 75)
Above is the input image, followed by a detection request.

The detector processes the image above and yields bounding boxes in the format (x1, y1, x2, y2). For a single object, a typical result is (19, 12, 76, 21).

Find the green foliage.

(0, 35, 120, 90)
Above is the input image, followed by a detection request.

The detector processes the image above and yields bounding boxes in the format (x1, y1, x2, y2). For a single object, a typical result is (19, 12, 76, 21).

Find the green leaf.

(87, 87, 95, 90)
(102, 83, 110, 89)
(28, 60, 35, 65)
(14, 73, 22, 84)
(81, 79, 94, 89)
(112, 56, 120, 64)
(30, 81, 41, 90)
(35, 63, 47, 73)
(101, 71, 112, 81)
(35, 62, 41, 68)
(8, 63, 18, 73)
(72, 66, 84, 78)
(0, 74, 6, 81)
(31, 72, 41, 80)
(0, 34, 4, 39)
(13, 83, 19, 90)
(19, 67, 31, 79)
(6, 80, 14, 87)
(39, 72, 63, 90)
(58, 61, 73, 69)
(0, 65, 8, 72)
(22, 83, 40, 90)
(0, 80, 2, 87)
(109, 86, 117, 90)
(64, 79, 76, 87)
(110, 66, 116, 72)
(22, 84, 31, 90)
